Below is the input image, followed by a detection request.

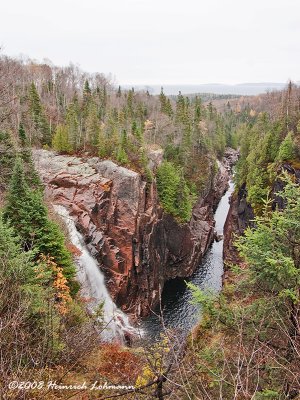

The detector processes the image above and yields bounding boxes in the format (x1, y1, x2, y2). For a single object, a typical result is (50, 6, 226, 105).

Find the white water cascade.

(54, 205, 140, 343)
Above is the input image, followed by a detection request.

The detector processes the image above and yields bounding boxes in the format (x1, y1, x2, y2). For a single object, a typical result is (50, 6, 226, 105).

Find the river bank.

(141, 180, 235, 339)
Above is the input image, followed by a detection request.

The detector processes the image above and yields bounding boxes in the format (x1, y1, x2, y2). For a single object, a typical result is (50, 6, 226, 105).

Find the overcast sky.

(1, 0, 300, 85)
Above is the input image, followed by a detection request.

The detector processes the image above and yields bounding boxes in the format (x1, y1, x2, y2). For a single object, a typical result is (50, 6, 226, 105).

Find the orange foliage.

(52, 264, 72, 315)
(38, 254, 72, 315)
(97, 343, 143, 383)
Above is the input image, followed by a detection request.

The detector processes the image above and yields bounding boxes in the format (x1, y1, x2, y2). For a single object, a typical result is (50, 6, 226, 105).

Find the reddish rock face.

(34, 150, 229, 319)
(223, 184, 255, 269)
(223, 161, 300, 272)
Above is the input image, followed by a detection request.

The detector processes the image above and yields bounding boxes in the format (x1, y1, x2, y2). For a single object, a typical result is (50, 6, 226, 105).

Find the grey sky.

(1, 0, 300, 85)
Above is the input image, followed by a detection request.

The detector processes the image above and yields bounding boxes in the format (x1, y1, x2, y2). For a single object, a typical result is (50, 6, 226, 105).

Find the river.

(140, 180, 234, 339)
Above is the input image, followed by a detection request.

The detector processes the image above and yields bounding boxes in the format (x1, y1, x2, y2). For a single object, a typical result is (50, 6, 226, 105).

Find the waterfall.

(54, 205, 140, 343)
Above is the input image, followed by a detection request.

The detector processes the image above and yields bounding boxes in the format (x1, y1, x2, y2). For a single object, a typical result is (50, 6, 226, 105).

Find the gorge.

(33, 148, 238, 340)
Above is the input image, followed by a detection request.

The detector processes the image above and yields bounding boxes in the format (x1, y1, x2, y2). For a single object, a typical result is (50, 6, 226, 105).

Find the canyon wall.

(34, 150, 230, 319)
(223, 162, 300, 269)
(223, 185, 254, 268)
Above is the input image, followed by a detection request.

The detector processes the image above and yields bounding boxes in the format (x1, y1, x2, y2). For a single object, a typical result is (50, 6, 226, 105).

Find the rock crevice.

(34, 150, 230, 318)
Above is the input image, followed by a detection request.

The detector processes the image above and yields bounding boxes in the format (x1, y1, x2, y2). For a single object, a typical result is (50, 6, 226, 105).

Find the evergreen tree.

(3, 158, 76, 291)
(18, 122, 27, 145)
(98, 123, 108, 158)
(82, 79, 92, 122)
(156, 161, 193, 222)
(117, 85, 122, 98)
(207, 101, 215, 120)
(277, 131, 295, 161)
(116, 146, 129, 165)
(52, 124, 72, 153)
(66, 101, 80, 151)
(20, 147, 42, 189)
(159, 87, 167, 113)
(176, 172, 193, 221)
(83, 79, 91, 99)
(85, 102, 100, 149)
(28, 82, 51, 145)
(175, 91, 186, 124)
(126, 89, 134, 118)
(194, 96, 202, 124)
(0, 131, 16, 189)
(236, 176, 300, 302)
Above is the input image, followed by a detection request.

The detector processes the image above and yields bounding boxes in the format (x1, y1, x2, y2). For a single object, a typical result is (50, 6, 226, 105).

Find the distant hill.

(123, 82, 290, 96)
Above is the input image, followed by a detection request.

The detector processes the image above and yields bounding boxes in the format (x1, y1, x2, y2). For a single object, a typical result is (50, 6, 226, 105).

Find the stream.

(140, 180, 235, 339)
(54, 178, 234, 343)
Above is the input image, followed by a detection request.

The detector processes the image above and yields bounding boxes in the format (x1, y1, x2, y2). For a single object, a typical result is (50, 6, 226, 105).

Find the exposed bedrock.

(223, 161, 300, 269)
(34, 149, 232, 318)
(223, 184, 254, 268)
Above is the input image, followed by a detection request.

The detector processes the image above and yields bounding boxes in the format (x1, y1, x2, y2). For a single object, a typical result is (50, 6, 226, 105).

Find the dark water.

(140, 181, 234, 339)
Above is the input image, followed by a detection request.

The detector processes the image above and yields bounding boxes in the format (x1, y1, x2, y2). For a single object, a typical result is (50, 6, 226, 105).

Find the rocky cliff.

(34, 150, 229, 319)
(223, 185, 254, 267)
(223, 162, 300, 269)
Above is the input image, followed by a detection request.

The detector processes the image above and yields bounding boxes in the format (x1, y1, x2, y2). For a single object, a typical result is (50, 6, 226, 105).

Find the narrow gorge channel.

(141, 180, 235, 339)
(34, 149, 236, 343)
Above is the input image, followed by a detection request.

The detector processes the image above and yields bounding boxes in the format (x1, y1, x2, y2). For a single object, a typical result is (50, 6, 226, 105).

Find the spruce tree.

(126, 89, 134, 118)
(85, 102, 100, 149)
(66, 101, 80, 151)
(277, 131, 295, 161)
(3, 158, 76, 290)
(175, 91, 186, 124)
(18, 122, 27, 145)
(156, 161, 193, 222)
(159, 87, 167, 113)
(52, 124, 72, 153)
(194, 96, 202, 124)
(117, 85, 122, 98)
(28, 82, 51, 145)
(0, 131, 16, 189)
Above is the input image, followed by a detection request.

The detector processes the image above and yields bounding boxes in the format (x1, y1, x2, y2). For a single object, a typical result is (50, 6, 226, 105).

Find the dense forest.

(183, 82, 300, 399)
(0, 52, 300, 399)
(0, 53, 242, 221)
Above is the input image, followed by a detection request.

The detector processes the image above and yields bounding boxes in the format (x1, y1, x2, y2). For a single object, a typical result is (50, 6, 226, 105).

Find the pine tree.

(3, 158, 76, 291)
(0, 131, 16, 189)
(85, 102, 100, 149)
(98, 85, 107, 120)
(165, 98, 173, 117)
(277, 131, 295, 161)
(175, 91, 186, 124)
(82, 79, 92, 124)
(117, 85, 122, 98)
(156, 161, 193, 222)
(18, 122, 27, 145)
(126, 89, 134, 118)
(194, 96, 202, 124)
(3, 157, 30, 238)
(28, 82, 51, 145)
(52, 124, 72, 153)
(159, 87, 173, 117)
(98, 123, 108, 158)
(159, 87, 167, 113)
(83, 79, 92, 97)
(66, 101, 80, 151)
(116, 146, 129, 165)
